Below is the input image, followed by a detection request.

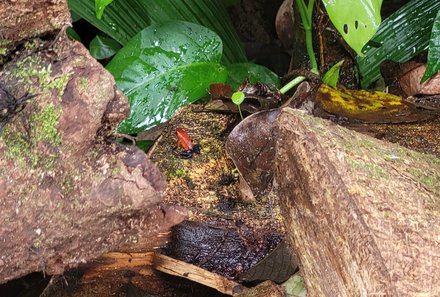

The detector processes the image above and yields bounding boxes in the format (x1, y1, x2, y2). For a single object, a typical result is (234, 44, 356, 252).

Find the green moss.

(349, 159, 388, 179)
(9, 55, 71, 97)
(77, 77, 89, 94)
(1, 103, 62, 169)
(111, 165, 121, 176)
(0, 47, 7, 56)
(408, 168, 440, 193)
(167, 167, 186, 178)
(32, 103, 61, 145)
(2, 128, 29, 166)
(24, 40, 39, 50)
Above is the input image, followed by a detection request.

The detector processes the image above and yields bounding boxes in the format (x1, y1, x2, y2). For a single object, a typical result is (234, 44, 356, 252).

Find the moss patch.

(2, 103, 62, 169)
(8, 55, 71, 97)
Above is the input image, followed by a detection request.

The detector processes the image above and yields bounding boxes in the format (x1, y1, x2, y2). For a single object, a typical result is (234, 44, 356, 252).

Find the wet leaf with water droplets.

(106, 21, 227, 133)
(357, 0, 440, 87)
(421, 8, 440, 83)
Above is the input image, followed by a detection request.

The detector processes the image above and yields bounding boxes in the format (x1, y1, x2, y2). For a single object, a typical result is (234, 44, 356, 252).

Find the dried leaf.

(315, 84, 433, 123)
(399, 63, 440, 96)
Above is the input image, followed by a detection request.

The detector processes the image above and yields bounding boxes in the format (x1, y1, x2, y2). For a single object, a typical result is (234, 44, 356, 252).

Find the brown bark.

(273, 108, 440, 296)
(0, 0, 186, 283)
(0, 0, 70, 53)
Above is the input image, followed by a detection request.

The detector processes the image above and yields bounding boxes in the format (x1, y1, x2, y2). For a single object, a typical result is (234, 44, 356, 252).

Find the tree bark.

(0, 0, 186, 283)
(273, 108, 440, 296)
(0, 0, 70, 56)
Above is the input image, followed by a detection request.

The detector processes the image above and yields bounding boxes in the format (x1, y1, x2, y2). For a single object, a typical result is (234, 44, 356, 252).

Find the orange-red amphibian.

(176, 127, 194, 151)
(176, 128, 200, 159)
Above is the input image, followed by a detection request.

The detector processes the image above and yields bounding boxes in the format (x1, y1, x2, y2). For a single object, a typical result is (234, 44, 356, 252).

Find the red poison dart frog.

(176, 128, 200, 159)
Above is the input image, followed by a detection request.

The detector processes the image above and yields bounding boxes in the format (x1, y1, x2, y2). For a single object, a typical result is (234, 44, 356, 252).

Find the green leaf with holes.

(322, 0, 382, 56)
(106, 21, 227, 134)
(421, 9, 440, 83)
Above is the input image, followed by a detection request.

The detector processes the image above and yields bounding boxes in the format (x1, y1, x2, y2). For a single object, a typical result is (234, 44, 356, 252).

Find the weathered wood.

(0, 0, 70, 57)
(0, 0, 186, 283)
(153, 253, 246, 296)
(274, 108, 440, 296)
(226, 107, 440, 296)
(82, 252, 154, 280)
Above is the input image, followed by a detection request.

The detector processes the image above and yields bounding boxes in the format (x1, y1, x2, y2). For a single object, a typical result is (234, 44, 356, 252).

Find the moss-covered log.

(0, 1, 185, 284)
(227, 107, 440, 296)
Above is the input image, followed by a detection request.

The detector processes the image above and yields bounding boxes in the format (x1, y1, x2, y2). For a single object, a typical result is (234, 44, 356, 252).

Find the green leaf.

(282, 273, 307, 297)
(70, 10, 82, 22)
(421, 9, 440, 83)
(221, 0, 239, 7)
(226, 63, 280, 90)
(66, 27, 81, 42)
(322, 59, 344, 87)
(89, 35, 122, 60)
(322, 0, 382, 56)
(136, 140, 154, 152)
(69, 0, 150, 45)
(106, 21, 227, 134)
(231, 91, 245, 105)
(68, 0, 246, 64)
(95, 0, 113, 20)
(357, 0, 440, 88)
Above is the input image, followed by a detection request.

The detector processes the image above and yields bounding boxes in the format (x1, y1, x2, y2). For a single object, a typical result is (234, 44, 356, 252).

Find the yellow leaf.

(315, 84, 432, 123)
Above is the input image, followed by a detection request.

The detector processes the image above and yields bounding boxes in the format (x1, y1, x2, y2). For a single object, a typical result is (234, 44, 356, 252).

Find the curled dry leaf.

(276, 0, 295, 50)
(398, 62, 440, 96)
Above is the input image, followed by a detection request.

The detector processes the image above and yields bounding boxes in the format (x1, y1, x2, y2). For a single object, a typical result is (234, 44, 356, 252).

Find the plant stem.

(295, 0, 319, 75)
(305, 26, 319, 74)
(279, 76, 306, 94)
(237, 104, 244, 120)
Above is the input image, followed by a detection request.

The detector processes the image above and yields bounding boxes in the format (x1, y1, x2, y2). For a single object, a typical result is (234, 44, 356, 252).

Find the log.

(82, 252, 154, 280)
(227, 107, 440, 296)
(277, 108, 440, 296)
(153, 253, 245, 296)
(0, 0, 70, 55)
(0, 0, 186, 283)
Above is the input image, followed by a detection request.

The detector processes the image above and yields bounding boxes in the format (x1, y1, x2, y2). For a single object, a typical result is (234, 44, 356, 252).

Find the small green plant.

(281, 0, 382, 92)
(295, 0, 318, 75)
(231, 91, 245, 120)
(322, 59, 344, 87)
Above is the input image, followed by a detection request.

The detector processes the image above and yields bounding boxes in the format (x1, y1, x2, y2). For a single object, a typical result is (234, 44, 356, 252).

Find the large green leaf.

(89, 35, 121, 60)
(106, 21, 227, 133)
(357, 0, 440, 87)
(322, 0, 382, 56)
(95, 0, 113, 20)
(68, 0, 246, 64)
(421, 8, 440, 83)
(226, 63, 280, 90)
(69, 0, 150, 45)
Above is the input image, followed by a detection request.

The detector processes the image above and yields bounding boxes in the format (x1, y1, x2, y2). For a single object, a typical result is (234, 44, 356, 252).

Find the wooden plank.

(153, 253, 246, 296)
(83, 252, 154, 280)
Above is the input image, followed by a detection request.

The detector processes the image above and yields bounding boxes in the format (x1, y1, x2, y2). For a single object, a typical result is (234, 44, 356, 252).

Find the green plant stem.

(237, 104, 244, 120)
(279, 76, 306, 94)
(295, 0, 319, 75)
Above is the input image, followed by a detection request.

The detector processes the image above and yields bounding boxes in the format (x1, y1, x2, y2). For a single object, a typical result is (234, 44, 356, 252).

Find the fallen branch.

(153, 253, 246, 296)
